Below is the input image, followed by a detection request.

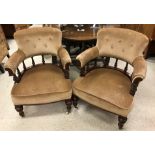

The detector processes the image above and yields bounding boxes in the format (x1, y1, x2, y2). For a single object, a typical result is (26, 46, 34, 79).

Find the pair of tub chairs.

(4, 27, 148, 129)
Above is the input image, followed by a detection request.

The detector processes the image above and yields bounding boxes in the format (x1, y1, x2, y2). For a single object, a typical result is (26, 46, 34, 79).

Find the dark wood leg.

(72, 95, 78, 108)
(15, 105, 25, 117)
(118, 115, 127, 129)
(0, 64, 5, 73)
(65, 99, 72, 114)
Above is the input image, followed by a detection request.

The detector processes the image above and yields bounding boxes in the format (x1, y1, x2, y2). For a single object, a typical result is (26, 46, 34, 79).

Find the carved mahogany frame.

(74, 56, 143, 129)
(5, 54, 72, 116)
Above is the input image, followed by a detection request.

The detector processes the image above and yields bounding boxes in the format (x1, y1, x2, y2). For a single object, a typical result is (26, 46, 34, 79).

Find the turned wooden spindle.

(114, 58, 118, 68)
(124, 62, 128, 73)
(31, 57, 35, 66)
(22, 61, 26, 71)
(42, 55, 45, 64)
(17, 68, 21, 76)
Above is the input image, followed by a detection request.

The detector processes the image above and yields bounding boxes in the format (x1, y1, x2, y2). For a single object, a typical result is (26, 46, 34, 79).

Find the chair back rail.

(79, 56, 132, 81)
(11, 54, 68, 83)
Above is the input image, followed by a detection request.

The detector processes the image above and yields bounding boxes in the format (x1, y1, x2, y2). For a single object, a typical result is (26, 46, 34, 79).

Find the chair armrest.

(132, 56, 147, 82)
(76, 46, 99, 68)
(0, 45, 9, 63)
(130, 56, 147, 96)
(58, 47, 71, 69)
(4, 50, 26, 75)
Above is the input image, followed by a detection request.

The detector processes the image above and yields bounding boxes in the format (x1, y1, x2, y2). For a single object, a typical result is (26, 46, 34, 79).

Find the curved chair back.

(96, 28, 149, 64)
(14, 27, 62, 57)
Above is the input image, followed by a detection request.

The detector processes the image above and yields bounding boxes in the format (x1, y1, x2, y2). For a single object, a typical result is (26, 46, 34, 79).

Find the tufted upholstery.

(97, 28, 149, 64)
(14, 27, 62, 57)
(76, 28, 148, 81)
(5, 27, 71, 74)
(4, 27, 72, 116)
(73, 28, 149, 128)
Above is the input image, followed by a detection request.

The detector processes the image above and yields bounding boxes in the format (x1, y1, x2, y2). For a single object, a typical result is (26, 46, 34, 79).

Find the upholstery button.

(106, 38, 109, 42)
(49, 36, 53, 41)
(118, 40, 122, 43)
(111, 45, 114, 49)
(122, 49, 125, 52)
(38, 38, 41, 40)
(33, 44, 36, 48)
(26, 39, 29, 42)
(130, 44, 133, 47)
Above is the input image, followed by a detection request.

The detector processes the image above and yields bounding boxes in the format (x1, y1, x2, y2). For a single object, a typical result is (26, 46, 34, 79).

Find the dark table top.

(62, 25, 100, 41)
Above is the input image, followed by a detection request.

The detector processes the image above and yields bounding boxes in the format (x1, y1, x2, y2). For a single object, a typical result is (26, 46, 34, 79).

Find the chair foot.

(0, 64, 5, 73)
(65, 99, 72, 114)
(72, 95, 78, 108)
(118, 115, 127, 129)
(15, 105, 25, 117)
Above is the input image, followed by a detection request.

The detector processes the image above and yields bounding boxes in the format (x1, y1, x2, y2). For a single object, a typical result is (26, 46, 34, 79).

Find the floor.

(0, 39, 155, 131)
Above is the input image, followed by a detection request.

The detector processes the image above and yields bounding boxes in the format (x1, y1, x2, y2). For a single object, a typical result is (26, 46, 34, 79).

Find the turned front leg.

(72, 95, 78, 108)
(118, 115, 127, 129)
(65, 99, 72, 114)
(15, 105, 25, 117)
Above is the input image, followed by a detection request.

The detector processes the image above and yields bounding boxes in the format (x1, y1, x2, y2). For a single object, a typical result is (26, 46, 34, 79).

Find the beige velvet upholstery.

(132, 56, 147, 82)
(4, 27, 72, 111)
(73, 28, 149, 119)
(76, 46, 99, 67)
(12, 64, 72, 105)
(0, 44, 8, 63)
(4, 50, 26, 74)
(73, 68, 133, 116)
(73, 88, 132, 117)
(58, 47, 72, 69)
(14, 27, 62, 57)
(97, 28, 149, 64)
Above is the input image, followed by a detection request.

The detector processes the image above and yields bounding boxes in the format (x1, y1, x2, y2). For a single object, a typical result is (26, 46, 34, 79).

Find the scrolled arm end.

(76, 46, 99, 68)
(4, 50, 26, 76)
(58, 47, 71, 70)
(132, 56, 147, 82)
(130, 56, 147, 96)
(130, 77, 143, 96)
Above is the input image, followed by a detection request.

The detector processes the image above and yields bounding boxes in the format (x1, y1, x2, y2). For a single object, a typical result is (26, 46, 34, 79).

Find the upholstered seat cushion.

(11, 64, 72, 105)
(73, 68, 133, 111)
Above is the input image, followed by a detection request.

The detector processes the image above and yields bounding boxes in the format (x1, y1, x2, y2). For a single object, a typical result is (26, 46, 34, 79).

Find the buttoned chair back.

(14, 27, 62, 57)
(4, 27, 72, 117)
(73, 28, 149, 129)
(96, 28, 149, 64)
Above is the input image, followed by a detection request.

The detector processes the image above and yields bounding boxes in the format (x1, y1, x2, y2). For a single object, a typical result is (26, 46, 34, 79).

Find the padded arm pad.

(4, 50, 26, 75)
(58, 47, 71, 69)
(76, 46, 99, 68)
(132, 56, 147, 82)
(0, 45, 8, 63)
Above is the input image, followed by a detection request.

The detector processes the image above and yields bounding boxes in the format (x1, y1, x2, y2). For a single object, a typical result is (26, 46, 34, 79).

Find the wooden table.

(62, 25, 99, 64)
(62, 24, 97, 41)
